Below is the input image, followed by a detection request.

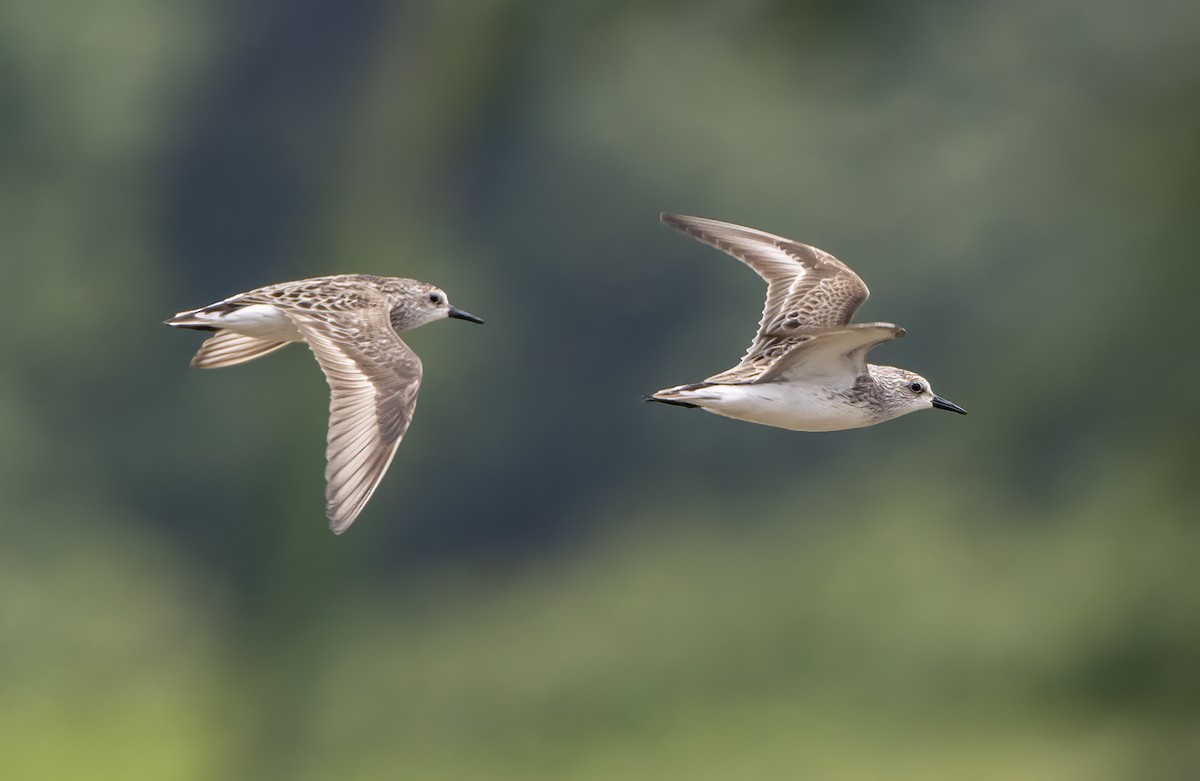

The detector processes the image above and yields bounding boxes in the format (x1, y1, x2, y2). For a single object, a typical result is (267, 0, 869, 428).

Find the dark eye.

(428, 293, 442, 304)
(909, 381, 925, 394)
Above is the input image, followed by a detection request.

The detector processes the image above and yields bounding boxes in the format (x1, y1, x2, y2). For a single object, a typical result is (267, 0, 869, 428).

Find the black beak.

(931, 395, 967, 415)
(447, 306, 484, 324)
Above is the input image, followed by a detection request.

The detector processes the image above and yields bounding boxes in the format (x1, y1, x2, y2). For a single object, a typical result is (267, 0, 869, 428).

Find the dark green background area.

(3, 1, 1198, 778)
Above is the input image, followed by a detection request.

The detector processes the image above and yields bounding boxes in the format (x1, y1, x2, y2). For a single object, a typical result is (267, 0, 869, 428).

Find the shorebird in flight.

(167, 274, 483, 533)
(648, 214, 966, 430)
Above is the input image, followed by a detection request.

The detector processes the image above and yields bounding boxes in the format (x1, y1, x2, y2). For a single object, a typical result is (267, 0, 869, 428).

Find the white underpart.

(681, 382, 879, 432)
(196, 304, 303, 342)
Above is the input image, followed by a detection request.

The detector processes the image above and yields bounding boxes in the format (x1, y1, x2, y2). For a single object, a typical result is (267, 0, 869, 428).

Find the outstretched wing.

(752, 323, 906, 386)
(285, 308, 423, 534)
(661, 214, 871, 382)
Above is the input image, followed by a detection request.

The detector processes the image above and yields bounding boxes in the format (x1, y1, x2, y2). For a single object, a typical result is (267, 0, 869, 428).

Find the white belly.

(694, 382, 875, 432)
(209, 304, 303, 341)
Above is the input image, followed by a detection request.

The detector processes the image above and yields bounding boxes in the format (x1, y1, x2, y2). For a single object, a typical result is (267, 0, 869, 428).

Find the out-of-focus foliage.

(1, 0, 1198, 778)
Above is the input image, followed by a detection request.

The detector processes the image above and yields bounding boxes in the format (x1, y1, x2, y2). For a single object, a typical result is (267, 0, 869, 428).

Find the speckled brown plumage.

(649, 215, 966, 431)
(167, 274, 483, 533)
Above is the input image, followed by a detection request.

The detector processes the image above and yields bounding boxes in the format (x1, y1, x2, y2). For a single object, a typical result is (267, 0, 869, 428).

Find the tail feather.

(190, 329, 291, 369)
(165, 301, 244, 331)
(646, 381, 714, 410)
(165, 308, 221, 332)
(165, 313, 217, 331)
(644, 396, 700, 409)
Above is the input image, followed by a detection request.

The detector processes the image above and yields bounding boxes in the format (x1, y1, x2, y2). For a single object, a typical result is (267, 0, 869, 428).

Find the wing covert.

(661, 214, 872, 380)
(752, 323, 906, 386)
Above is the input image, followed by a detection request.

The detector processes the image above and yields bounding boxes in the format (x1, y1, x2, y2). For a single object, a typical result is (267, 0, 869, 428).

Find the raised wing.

(752, 323, 905, 386)
(285, 308, 423, 534)
(661, 214, 871, 381)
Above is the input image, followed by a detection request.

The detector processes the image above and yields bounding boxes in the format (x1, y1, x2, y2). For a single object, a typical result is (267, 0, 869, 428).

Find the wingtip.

(660, 212, 709, 236)
(326, 505, 354, 535)
(328, 500, 372, 535)
(857, 323, 906, 339)
(660, 212, 697, 227)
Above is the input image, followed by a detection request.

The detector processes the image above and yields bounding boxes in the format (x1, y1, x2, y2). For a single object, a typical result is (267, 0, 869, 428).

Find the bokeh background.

(4, 1, 1199, 778)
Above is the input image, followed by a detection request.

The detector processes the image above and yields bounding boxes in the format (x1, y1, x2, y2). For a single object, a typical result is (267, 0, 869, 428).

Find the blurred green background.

(3, 0, 1199, 778)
